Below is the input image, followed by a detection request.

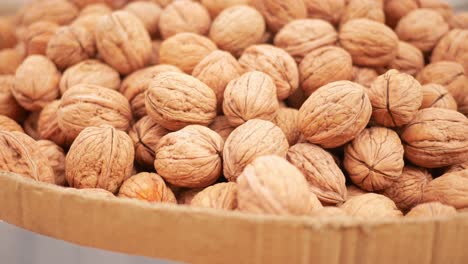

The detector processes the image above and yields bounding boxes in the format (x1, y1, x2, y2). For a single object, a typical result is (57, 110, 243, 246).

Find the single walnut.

(66, 125, 134, 193)
(239, 44, 299, 100)
(193, 50, 244, 112)
(451, 12, 468, 29)
(123, 1, 162, 37)
(421, 84, 458, 111)
(223, 119, 289, 182)
(13, 55, 60, 111)
(0, 17, 17, 50)
(395, 9, 449, 52)
(367, 70, 423, 127)
(209, 5, 265, 57)
(340, 193, 403, 219)
(129, 116, 169, 169)
(0, 131, 55, 184)
(0, 115, 24, 133)
(238, 155, 322, 216)
(208, 116, 235, 141)
(346, 185, 367, 199)
(273, 108, 300, 146)
(287, 143, 347, 205)
(118, 172, 176, 203)
(18, 0, 79, 26)
(339, 19, 398, 67)
(95, 11, 152, 75)
(155, 125, 223, 188)
(201, 0, 251, 17)
(177, 188, 203, 205)
(23, 112, 40, 140)
(386, 41, 425, 77)
(252, 0, 307, 33)
(401, 108, 468, 168)
(149, 40, 161, 66)
(58, 84, 132, 140)
(341, 0, 385, 25)
(303, 0, 345, 26)
(24, 21, 59, 56)
(432, 29, 468, 74)
(191, 182, 237, 210)
(159, 0, 211, 39)
(159, 33, 218, 74)
(79, 4, 112, 17)
(145, 71, 217, 131)
(299, 81, 372, 149)
(0, 48, 24, 75)
(299, 46, 353, 96)
(36, 140, 66, 186)
(223, 71, 279, 127)
(384, 0, 452, 28)
(406, 202, 457, 218)
(422, 170, 468, 209)
(37, 100, 73, 147)
(274, 19, 337, 63)
(0, 75, 26, 122)
(352, 67, 378, 88)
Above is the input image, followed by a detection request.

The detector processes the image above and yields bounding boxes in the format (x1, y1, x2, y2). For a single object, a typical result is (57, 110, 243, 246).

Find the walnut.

(432, 29, 468, 74)
(0, 48, 24, 75)
(401, 108, 468, 168)
(58, 84, 132, 140)
(367, 70, 423, 127)
(406, 202, 457, 218)
(352, 67, 378, 88)
(18, 0, 79, 26)
(384, 0, 452, 28)
(252, 0, 307, 33)
(23, 112, 40, 140)
(223, 71, 279, 127)
(95, 11, 152, 75)
(37, 140, 66, 186)
(299, 81, 372, 149)
(340, 0, 385, 25)
(346, 185, 367, 199)
(0, 17, 17, 50)
(209, 5, 265, 57)
(299, 46, 353, 96)
(145, 71, 217, 131)
(0, 131, 55, 184)
(287, 143, 347, 205)
(303, 0, 345, 26)
(118, 172, 176, 203)
(386, 41, 425, 77)
(450, 12, 468, 29)
(159, 33, 218, 74)
(201, 0, 251, 17)
(123, 1, 162, 37)
(237, 155, 322, 216)
(37, 100, 73, 147)
(66, 125, 134, 193)
(0, 115, 24, 133)
(191, 182, 237, 210)
(177, 188, 203, 205)
(155, 125, 223, 188)
(0, 75, 26, 122)
(339, 19, 398, 67)
(159, 0, 211, 39)
(340, 193, 403, 219)
(272, 108, 300, 146)
(208, 116, 235, 141)
(422, 170, 468, 209)
(193, 50, 244, 112)
(223, 119, 289, 182)
(239, 44, 299, 100)
(129, 116, 169, 169)
(71, 14, 103, 35)
(395, 9, 449, 52)
(446, 162, 468, 174)
(149, 40, 161, 66)
(274, 19, 337, 63)
(421, 84, 458, 111)
(24, 21, 59, 56)
(13, 55, 60, 111)
(78, 4, 112, 17)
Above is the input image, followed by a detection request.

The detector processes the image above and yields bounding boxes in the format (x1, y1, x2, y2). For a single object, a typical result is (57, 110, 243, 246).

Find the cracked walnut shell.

(37, 140, 66, 186)
(0, 115, 24, 133)
(191, 182, 238, 210)
(421, 84, 458, 111)
(252, 0, 307, 33)
(304, 0, 345, 26)
(406, 202, 457, 218)
(0, 75, 26, 122)
(432, 29, 468, 74)
(118, 172, 176, 203)
(422, 170, 468, 209)
(340, 193, 403, 219)
(273, 108, 300, 146)
(37, 100, 73, 148)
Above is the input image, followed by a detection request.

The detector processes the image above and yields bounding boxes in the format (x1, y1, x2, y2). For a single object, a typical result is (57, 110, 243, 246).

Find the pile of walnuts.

(0, 0, 467, 220)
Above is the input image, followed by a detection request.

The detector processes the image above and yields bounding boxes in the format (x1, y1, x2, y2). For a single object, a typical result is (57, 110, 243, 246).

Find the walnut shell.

(159, 33, 218, 74)
(18, 0, 79, 26)
(58, 84, 132, 140)
(304, 0, 345, 26)
(223, 71, 279, 127)
(432, 29, 468, 74)
(352, 66, 378, 88)
(201, 0, 252, 17)
(23, 112, 40, 140)
(0, 131, 55, 184)
(0, 75, 27, 122)
(252, 0, 307, 33)
(13, 55, 60, 111)
(37, 100, 73, 148)
(118, 172, 176, 203)
(384, 0, 452, 28)
(274, 19, 337, 63)
(450, 12, 468, 29)
(446, 162, 468, 174)
(299, 81, 372, 149)
(209, 5, 265, 57)
(346, 185, 367, 199)
(37, 140, 66, 186)
(0, 48, 24, 75)
(208, 116, 235, 141)
(239, 44, 299, 100)
(340, 193, 403, 219)
(341, 0, 385, 25)
(395, 9, 449, 52)
(422, 170, 468, 209)
(71, 14, 103, 35)
(0, 17, 17, 50)
(421, 84, 458, 111)
(367, 70, 423, 127)
(190, 182, 237, 210)
(401, 108, 468, 168)
(129, 116, 169, 169)
(386, 41, 425, 77)
(238, 155, 322, 216)
(287, 143, 347, 205)
(123, 1, 162, 37)
(78, 4, 112, 17)
(223, 119, 289, 182)
(177, 188, 203, 205)
(0, 115, 23, 133)
(155, 125, 223, 188)
(24, 21, 59, 56)
(273, 108, 300, 146)
(95, 11, 152, 75)
(406, 202, 457, 218)
(66, 125, 134, 193)
(299, 46, 353, 96)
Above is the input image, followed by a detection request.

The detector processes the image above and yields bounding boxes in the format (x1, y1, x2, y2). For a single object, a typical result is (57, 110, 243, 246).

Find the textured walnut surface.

(422, 170, 468, 209)
(191, 182, 238, 210)
(340, 193, 403, 219)
(118, 172, 176, 203)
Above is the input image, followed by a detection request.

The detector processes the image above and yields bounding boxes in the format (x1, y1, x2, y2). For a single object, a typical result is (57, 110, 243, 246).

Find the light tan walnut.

(304, 0, 345, 26)
(384, 0, 452, 28)
(71, 14, 104, 35)
(18, 0, 79, 26)
(252, 0, 307, 33)
(155, 125, 223, 188)
(37, 100, 73, 148)
(208, 116, 235, 141)
(0, 115, 24, 133)
(346, 185, 367, 199)
(159, 0, 211, 39)
(0, 48, 24, 75)
(95, 11, 152, 75)
(352, 67, 378, 88)
(58, 84, 132, 140)
(422, 170, 468, 209)
(420, 84, 458, 111)
(238, 155, 322, 216)
(201, 0, 252, 17)
(223, 119, 289, 182)
(0, 75, 27, 122)
(273, 108, 300, 146)
(177, 188, 203, 205)
(239, 44, 299, 100)
(37, 140, 66, 186)
(13, 55, 60, 111)
(118, 172, 176, 203)
(78, 4, 112, 17)
(341, 0, 385, 25)
(123, 1, 162, 37)
(432, 29, 468, 74)
(24, 21, 59, 56)
(451, 12, 468, 29)
(401, 108, 468, 168)
(386, 41, 425, 77)
(209, 5, 265, 57)
(339, 19, 398, 67)
(0, 17, 17, 50)
(66, 125, 134, 193)
(191, 182, 237, 210)
(406, 202, 457, 218)
(340, 193, 403, 219)
(23, 112, 40, 140)
(298, 81, 372, 149)
(299, 46, 353, 96)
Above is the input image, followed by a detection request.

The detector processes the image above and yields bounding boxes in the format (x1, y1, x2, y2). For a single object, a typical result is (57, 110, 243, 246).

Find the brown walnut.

(37, 100, 73, 148)
(24, 21, 59, 56)
(118, 172, 176, 203)
(406, 202, 457, 218)
(191, 182, 238, 210)
(123, 1, 162, 37)
(208, 116, 235, 141)
(0, 75, 26, 122)
(273, 108, 300, 146)
(303, 0, 345, 26)
(340, 193, 402, 219)
(420, 84, 458, 111)
(252, 0, 307, 33)
(37, 140, 66, 186)
(432, 29, 468, 74)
